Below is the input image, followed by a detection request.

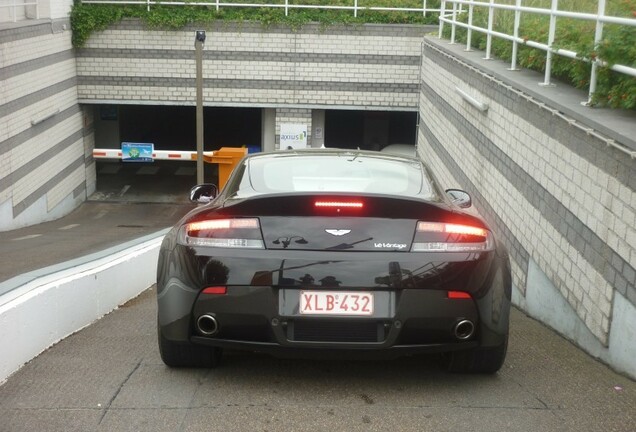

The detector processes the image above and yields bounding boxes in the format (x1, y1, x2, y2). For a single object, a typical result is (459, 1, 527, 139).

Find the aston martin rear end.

(157, 149, 511, 373)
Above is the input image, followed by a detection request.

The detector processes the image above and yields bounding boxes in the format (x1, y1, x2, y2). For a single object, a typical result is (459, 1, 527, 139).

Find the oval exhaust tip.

(454, 319, 475, 340)
(196, 314, 219, 336)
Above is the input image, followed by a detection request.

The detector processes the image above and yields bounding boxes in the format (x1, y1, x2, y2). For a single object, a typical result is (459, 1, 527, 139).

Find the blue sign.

(122, 142, 154, 162)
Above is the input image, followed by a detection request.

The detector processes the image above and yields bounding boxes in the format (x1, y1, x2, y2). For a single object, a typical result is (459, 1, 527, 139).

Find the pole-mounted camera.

(195, 30, 206, 44)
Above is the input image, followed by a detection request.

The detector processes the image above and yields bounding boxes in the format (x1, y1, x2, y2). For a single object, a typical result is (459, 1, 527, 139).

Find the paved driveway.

(0, 288, 634, 432)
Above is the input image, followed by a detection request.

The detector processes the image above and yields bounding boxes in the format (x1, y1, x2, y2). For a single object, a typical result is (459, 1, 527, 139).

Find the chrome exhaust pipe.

(454, 319, 475, 340)
(196, 314, 219, 336)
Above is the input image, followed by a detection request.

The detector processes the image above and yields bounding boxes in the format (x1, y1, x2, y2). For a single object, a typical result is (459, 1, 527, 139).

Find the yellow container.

(207, 147, 248, 190)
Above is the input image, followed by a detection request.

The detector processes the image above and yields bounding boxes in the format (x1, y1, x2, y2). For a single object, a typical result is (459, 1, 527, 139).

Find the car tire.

(158, 331, 222, 368)
(444, 335, 508, 374)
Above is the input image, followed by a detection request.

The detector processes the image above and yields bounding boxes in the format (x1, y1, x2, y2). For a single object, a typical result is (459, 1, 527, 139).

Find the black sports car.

(157, 149, 511, 373)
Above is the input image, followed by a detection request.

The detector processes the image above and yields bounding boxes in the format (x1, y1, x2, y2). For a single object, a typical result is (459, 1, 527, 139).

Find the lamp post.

(194, 30, 206, 184)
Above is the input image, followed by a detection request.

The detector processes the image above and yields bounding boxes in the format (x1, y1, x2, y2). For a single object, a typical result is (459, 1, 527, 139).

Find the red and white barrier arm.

(92, 148, 122, 159)
(92, 149, 215, 161)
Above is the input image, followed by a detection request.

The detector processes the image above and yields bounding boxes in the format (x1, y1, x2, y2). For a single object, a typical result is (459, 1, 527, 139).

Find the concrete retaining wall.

(418, 36, 636, 379)
(0, 231, 166, 384)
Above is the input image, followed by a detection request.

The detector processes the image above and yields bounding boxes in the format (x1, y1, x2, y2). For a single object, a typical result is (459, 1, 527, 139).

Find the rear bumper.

(157, 245, 511, 355)
(159, 285, 508, 356)
(190, 335, 480, 360)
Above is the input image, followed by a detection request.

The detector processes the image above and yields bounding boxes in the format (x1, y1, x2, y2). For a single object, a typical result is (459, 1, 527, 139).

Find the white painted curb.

(0, 230, 168, 384)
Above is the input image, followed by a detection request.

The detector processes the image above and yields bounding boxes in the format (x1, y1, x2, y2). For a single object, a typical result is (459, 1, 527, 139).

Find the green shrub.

(70, 0, 439, 47)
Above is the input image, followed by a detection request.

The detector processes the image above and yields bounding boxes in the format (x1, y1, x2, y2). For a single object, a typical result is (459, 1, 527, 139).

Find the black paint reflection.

(319, 275, 342, 288)
(272, 236, 308, 249)
(200, 258, 229, 285)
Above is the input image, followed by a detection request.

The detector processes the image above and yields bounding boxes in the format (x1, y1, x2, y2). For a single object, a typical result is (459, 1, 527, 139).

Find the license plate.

(299, 291, 374, 316)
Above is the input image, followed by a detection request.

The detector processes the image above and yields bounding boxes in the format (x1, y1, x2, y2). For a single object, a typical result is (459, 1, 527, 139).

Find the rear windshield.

(241, 154, 436, 199)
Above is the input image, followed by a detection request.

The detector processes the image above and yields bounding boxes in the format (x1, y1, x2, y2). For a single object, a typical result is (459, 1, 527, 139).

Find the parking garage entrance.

(324, 110, 417, 152)
(90, 105, 417, 202)
(96, 105, 262, 152)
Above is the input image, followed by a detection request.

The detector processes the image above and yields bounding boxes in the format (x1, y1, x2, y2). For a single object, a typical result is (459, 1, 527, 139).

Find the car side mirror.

(190, 184, 218, 204)
(446, 189, 472, 209)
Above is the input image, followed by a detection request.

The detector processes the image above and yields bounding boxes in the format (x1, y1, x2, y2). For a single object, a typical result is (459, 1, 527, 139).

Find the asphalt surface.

(1, 161, 635, 431)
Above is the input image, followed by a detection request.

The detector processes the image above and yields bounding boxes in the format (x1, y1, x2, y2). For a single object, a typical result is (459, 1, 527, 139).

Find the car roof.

(380, 144, 417, 157)
(247, 148, 420, 162)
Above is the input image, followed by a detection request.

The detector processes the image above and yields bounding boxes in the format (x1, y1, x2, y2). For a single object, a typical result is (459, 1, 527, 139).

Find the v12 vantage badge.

(374, 242, 407, 250)
(324, 229, 406, 250)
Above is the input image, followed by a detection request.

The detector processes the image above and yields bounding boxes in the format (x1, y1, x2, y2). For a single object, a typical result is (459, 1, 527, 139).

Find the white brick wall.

(0, 159, 10, 203)
(12, 127, 84, 204)
(1, 21, 89, 230)
(76, 23, 425, 110)
(9, 112, 83, 174)
(1, 32, 71, 67)
(294, 33, 422, 56)
(47, 163, 85, 211)
(2, 59, 76, 104)
(1, 87, 78, 143)
(76, 57, 419, 85)
(419, 42, 635, 346)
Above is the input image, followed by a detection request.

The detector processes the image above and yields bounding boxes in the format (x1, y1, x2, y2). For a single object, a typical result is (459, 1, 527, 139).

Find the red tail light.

(178, 218, 264, 249)
(202, 286, 227, 295)
(411, 221, 493, 252)
(447, 291, 472, 299)
(416, 222, 488, 237)
(188, 219, 259, 231)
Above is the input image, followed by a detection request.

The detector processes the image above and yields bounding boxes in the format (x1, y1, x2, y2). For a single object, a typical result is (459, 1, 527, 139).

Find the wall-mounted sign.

(122, 142, 154, 162)
(280, 123, 308, 150)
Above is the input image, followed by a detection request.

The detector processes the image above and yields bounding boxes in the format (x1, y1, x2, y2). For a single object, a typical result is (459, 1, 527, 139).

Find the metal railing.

(438, 0, 636, 106)
(0, 0, 39, 22)
(81, 0, 439, 17)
